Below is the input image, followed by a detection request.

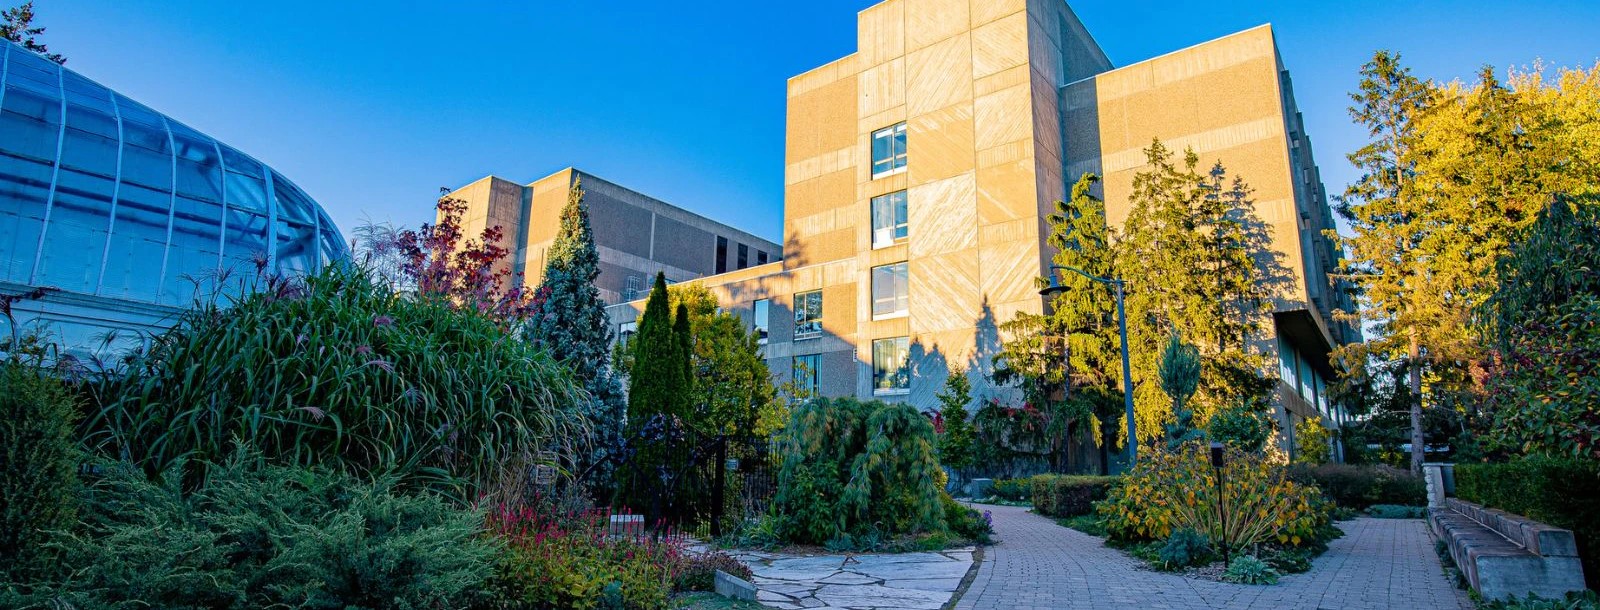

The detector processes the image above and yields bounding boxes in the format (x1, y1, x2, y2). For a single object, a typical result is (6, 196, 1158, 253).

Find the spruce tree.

(627, 273, 684, 420)
(528, 179, 626, 475)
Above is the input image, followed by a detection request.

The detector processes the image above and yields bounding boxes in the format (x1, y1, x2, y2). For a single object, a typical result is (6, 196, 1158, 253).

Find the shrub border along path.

(951, 504, 1470, 610)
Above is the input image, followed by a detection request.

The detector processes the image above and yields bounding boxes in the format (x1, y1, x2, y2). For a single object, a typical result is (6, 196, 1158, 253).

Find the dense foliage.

(935, 368, 977, 476)
(526, 179, 628, 484)
(1456, 457, 1600, 589)
(1333, 54, 1600, 472)
(15, 453, 496, 610)
(0, 361, 78, 581)
(85, 265, 588, 500)
(1030, 475, 1115, 517)
(771, 398, 951, 546)
(1287, 463, 1426, 509)
(1205, 405, 1272, 453)
(1478, 196, 1600, 459)
(989, 478, 1032, 502)
(1098, 444, 1328, 550)
(626, 273, 689, 421)
(1294, 418, 1332, 465)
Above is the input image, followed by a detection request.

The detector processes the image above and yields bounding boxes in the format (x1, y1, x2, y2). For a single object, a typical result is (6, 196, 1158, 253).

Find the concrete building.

(0, 39, 347, 360)
(446, 168, 781, 306)
(462, 1, 1356, 458)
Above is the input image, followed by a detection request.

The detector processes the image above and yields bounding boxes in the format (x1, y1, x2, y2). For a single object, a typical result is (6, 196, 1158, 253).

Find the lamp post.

(1039, 265, 1137, 467)
(1210, 441, 1229, 569)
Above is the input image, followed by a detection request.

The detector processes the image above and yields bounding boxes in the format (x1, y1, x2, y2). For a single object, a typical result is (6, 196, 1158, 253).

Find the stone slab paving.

(955, 503, 1472, 610)
(731, 548, 975, 609)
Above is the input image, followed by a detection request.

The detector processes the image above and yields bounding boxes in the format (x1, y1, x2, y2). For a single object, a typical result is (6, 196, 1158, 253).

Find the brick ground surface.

(954, 504, 1472, 610)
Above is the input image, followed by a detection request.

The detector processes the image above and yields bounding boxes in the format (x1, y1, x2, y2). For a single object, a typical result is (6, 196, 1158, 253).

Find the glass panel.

(753, 299, 770, 344)
(59, 126, 118, 177)
(794, 290, 822, 339)
(119, 122, 173, 191)
(871, 191, 908, 248)
(873, 337, 910, 393)
(0, 152, 52, 281)
(224, 171, 268, 211)
(219, 207, 268, 296)
(160, 196, 223, 305)
(794, 354, 820, 397)
(871, 123, 907, 177)
(271, 171, 315, 224)
(275, 220, 316, 276)
(35, 169, 114, 292)
(218, 144, 263, 178)
(871, 262, 908, 318)
(715, 236, 728, 273)
(64, 101, 117, 139)
(101, 182, 171, 301)
(0, 89, 61, 161)
(171, 130, 222, 202)
(112, 95, 163, 129)
(737, 243, 748, 269)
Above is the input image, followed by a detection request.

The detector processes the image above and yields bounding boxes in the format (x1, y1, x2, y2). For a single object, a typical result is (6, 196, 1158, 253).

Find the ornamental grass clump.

(1098, 442, 1328, 550)
(85, 264, 590, 501)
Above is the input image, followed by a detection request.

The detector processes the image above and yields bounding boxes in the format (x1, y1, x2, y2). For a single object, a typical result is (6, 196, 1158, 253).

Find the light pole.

(1039, 265, 1137, 467)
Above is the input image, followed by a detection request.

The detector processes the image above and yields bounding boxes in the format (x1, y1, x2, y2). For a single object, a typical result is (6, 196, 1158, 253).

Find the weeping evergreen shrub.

(0, 361, 79, 582)
(16, 451, 495, 610)
(772, 397, 948, 545)
(84, 264, 589, 501)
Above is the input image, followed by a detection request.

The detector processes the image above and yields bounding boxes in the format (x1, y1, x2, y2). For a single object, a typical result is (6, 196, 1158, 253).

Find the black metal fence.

(612, 422, 779, 538)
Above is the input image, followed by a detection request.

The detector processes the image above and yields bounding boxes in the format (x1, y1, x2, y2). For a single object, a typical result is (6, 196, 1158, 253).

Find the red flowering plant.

(485, 498, 693, 610)
(391, 192, 547, 325)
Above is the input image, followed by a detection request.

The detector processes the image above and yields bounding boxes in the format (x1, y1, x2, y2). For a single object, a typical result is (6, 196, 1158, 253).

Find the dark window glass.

(35, 169, 114, 292)
(715, 235, 728, 273)
(872, 337, 910, 394)
(794, 290, 823, 339)
(757, 250, 769, 265)
(794, 354, 820, 398)
(737, 243, 749, 269)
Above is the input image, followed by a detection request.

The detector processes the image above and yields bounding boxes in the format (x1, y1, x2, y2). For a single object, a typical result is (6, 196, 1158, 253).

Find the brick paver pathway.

(955, 504, 1471, 610)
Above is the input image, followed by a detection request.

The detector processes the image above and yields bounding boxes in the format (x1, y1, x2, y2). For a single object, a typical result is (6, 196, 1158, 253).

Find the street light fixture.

(1039, 265, 1138, 467)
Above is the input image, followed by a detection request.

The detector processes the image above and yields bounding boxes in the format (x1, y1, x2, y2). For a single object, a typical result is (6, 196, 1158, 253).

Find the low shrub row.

(990, 478, 1032, 502)
(1456, 457, 1600, 590)
(1287, 463, 1425, 509)
(1031, 475, 1116, 517)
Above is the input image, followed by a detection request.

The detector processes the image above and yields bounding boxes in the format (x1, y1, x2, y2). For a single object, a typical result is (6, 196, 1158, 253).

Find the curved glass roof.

(0, 39, 348, 312)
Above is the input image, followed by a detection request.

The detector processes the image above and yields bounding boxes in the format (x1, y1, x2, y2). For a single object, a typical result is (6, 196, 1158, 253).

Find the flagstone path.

(731, 548, 975, 610)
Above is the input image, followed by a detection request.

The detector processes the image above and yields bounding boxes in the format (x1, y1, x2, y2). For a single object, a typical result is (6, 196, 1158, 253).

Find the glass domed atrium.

(0, 39, 348, 358)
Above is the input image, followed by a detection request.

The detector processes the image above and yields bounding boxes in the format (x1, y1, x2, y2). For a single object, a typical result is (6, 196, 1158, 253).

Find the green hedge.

(1287, 463, 1425, 509)
(1031, 475, 1116, 517)
(991, 478, 1031, 501)
(0, 362, 80, 582)
(1456, 457, 1600, 590)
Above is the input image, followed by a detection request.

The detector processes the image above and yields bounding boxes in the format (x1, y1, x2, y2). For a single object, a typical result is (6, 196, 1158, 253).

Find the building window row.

(871, 190, 908, 249)
(714, 234, 772, 274)
(872, 336, 910, 395)
(871, 262, 908, 319)
(794, 290, 823, 339)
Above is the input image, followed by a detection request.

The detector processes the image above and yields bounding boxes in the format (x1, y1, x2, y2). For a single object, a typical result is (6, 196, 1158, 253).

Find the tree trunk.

(1408, 330, 1425, 474)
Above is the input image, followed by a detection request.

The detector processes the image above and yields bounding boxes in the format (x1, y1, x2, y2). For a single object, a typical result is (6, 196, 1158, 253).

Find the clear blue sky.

(32, 1, 1600, 244)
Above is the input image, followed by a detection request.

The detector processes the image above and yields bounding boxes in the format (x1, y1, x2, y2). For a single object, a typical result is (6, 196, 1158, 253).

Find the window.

(793, 354, 820, 397)
(753, 299, 770, 345)
(871, 122, 908, 177)
(757, 250, 769, 265)
(715, 236, 729, 273)
(623, 275, 643, 301)
(794, 290, 823, 339)
(618, 321, 638, 345)
(737, 243, 749, 269)
(871, 191, 909, 248)
(871, 262, 909, 319)
(872, 337, 910, 394)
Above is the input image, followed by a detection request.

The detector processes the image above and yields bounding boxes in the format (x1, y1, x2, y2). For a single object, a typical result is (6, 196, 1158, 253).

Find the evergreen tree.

(1333, 50, 1445, 473)
(1158, 332, 1203, 450)
(1114, 140, 1283, 443)
(527, 179, 626, 479)
(672, 303, 693, 419)
(2, 2, 64, 64)
(627, 273, 685, 420)
(936, 368, 976, 477)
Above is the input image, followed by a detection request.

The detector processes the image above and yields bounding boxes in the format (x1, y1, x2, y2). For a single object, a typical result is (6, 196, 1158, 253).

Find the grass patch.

(675, 592, 767, 610)
(1364, 504, 1427, 519)
(1055, 514, 1108, 537)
